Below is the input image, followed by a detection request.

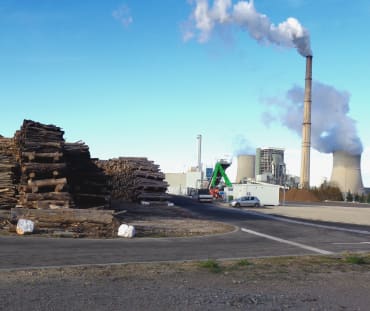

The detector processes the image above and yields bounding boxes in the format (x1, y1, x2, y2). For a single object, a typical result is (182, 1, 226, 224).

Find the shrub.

(344, 255, 366, 265)
(236, 259, 251, 266)
(311, 183, 343, 201)
(199, 259, 222, 273)
(346, 191, 353, 202)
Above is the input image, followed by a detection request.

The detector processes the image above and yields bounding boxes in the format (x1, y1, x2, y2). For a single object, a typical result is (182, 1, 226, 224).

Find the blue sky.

(1, 0, 370, 186)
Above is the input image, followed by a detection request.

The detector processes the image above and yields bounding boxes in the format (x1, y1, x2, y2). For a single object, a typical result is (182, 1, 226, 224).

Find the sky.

(1, 0, 370, 187)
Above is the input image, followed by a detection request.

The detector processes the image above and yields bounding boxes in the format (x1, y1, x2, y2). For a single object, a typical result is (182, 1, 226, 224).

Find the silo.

(236, 155, 255, 183)
(330, 151, 364, 194)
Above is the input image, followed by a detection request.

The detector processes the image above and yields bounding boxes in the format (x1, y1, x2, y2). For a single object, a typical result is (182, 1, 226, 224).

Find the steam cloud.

(184, 0, 312, 56)
(112, 4, 133, 27)
(232, 135, 255, 156)
(263, 81, 363, 155)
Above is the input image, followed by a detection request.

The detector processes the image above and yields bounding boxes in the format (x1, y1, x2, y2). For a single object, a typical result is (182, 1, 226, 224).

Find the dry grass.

(2, 252, 368, 282)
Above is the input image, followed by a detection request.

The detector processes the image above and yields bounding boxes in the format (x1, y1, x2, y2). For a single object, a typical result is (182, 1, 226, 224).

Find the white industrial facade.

(224, 183, 280, 206)
(165, 172, 280, 206)
(165, 172, 202, 195)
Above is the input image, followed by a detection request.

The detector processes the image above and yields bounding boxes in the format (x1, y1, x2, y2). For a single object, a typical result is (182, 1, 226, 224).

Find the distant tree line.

(311, 182, 370, 203)
(311, 183, 343, 201)
(344, 191, 370, 203)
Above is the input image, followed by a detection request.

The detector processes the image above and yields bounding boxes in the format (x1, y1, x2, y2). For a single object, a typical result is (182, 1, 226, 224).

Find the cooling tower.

(300, 55, 312, 189)
(236, 155, 255, 183)
(330, 151, 364, 194)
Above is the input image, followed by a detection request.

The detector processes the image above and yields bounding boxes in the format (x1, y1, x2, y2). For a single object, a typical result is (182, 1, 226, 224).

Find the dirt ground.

(111, 200, 236, 237)
(0, 200, 235, 238)
(254, 204, 370, 226)
(1, 201, 370, 309)
(280, 189, 320, 202)
(1, 254, 369, 310)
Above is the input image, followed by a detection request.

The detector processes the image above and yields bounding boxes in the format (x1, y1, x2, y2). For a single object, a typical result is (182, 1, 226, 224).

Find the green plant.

(354, 193, 360, 202)
(346, 191, 353, 202)
(360, 193, 366, 203)
(199, 259, 222, 273)
(236, 259, 251, 267)
(311, 184, 343, 201)
(344, 254, 366, 265)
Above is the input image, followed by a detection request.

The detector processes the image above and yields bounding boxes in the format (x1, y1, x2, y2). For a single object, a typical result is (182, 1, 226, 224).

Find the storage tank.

(330, 151, 364, 194)
(236, 155, 255, 183)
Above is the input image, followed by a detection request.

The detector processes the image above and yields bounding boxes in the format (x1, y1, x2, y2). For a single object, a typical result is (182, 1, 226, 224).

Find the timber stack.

(0, 120, 119, 237)
(96, 157, 169, 202)
(15, 120, 73, 209)
(10, 207, 119, 238)
(64, 141, 110, 209)
(0, 136, 18, 209)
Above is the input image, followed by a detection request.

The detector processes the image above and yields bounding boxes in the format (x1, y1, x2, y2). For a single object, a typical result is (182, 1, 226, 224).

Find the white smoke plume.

(112, 4, 133, 27)
(184, 0, 312, 56)
(263, 81, 363, 155)
(232, 134, 255, 156)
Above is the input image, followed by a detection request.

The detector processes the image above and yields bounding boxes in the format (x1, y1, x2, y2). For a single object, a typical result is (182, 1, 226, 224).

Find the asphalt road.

(1, 196, 370, 270)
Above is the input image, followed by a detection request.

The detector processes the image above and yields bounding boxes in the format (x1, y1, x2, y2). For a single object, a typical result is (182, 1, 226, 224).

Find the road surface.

(0, 196, 369, 270)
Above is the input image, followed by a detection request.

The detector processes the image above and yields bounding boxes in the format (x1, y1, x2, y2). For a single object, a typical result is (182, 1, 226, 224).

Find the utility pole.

(197, 134, 203, 186)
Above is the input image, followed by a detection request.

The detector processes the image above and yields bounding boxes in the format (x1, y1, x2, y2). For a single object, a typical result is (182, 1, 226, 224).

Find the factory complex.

(165, 56, 368, 205)
(165, 144, 367, 206)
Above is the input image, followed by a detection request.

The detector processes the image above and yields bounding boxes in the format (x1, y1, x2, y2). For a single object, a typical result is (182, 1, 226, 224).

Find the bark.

(11, 207, 115, 225)
(96, 157, 168, 202)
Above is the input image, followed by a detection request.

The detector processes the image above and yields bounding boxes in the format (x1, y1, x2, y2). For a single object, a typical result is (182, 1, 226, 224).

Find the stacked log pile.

(15, 120, 73, 209)
(0, 120, 118, 237)
(0, 136, 18, 209)
(11, 207, 119, 238)
(96, 157, 169, 202)
(64, 141, 110, 209)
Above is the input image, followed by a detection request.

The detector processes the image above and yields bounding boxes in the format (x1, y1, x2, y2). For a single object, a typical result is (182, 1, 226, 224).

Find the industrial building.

(255, 147, 286, 185)
(165, 153, 282, 205)
(330, 151, 364, 195)
(165, 171, 202, 196)
(224, 183, 280, 206)
(166, 54, 367, 203)
(235, 154, 255, 183)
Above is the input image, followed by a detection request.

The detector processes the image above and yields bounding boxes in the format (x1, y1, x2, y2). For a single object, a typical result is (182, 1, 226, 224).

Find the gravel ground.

(114, 200, 236, 237)
(0, 201, 235, 238)
(1, 200, 370, 310)
(1, 254, 369, 311)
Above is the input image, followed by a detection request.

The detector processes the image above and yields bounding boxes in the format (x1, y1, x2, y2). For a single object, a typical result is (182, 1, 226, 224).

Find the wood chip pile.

(0, 136, 18, 209)
(64, 141, 110, 209)
(96, 157, 169, 202)
(14, 120, 73, 209)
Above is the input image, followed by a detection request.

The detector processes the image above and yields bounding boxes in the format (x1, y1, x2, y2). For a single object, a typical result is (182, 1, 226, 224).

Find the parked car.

(230, 196, 260, 208)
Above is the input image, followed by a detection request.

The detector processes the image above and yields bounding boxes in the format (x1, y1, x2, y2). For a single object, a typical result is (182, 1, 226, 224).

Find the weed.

(199, 259, 222, 273)
(236, 259, 251, 267)
(344, 255, 366, 265)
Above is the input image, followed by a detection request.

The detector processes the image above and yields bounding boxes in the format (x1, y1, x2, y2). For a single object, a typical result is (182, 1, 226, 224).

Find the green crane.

(209, 161, 232, 198)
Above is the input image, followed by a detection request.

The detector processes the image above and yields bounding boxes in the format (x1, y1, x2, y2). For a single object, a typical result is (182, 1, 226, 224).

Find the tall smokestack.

(300, 55, 312, 189)
(197, 134, 203, 177)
